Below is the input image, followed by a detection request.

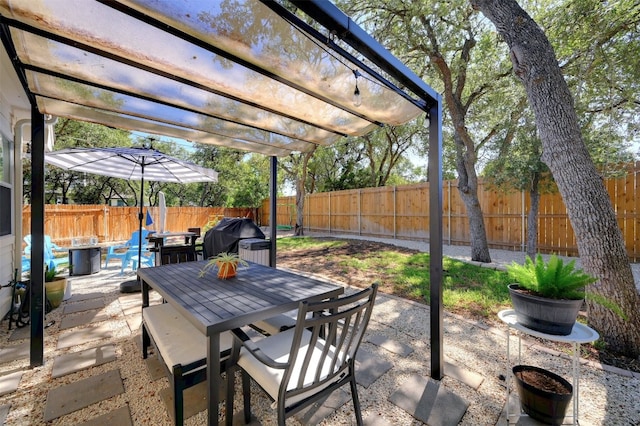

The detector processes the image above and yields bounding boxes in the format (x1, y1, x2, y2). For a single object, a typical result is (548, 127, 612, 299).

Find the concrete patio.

(0, 251, 638, 425)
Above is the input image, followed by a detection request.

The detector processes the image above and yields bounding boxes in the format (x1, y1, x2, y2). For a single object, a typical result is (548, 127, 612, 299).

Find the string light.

(352, 69, 362, 107)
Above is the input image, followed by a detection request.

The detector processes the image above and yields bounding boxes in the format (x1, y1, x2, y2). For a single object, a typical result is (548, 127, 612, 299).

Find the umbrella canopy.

(45, 146, 218, 271)
(44, 146, 218, 183)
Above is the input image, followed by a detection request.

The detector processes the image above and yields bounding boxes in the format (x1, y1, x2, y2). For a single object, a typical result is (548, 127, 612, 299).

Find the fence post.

(393, 186, 397, 239)
(328, 192, 331, 234)
(358, 189, 361, 236)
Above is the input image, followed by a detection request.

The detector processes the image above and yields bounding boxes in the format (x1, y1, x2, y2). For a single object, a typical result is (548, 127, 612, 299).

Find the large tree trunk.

(471, 0, 640, 356)
(293, 148, 316, 237)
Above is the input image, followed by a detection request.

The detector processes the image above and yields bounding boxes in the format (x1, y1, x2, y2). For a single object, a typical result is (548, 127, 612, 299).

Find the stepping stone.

(356, 349, 393, 388)
(121, 304, 140, 316)
(159, 378, 226, 422)
(59, 309, 109, 330)
(118, 294, 142, 308)
(367, 334, 414, 357)
(76, 405, 133, 426)
(145, 356, 166, 381)
(0, 371, 23, 396)
(295, 387, 350, 425)
(0, 404, 10, 424)
(363, 413, 394, 426)
(388, 375, 468, 426)
(52, 344, 116, 378)
(8, 325, 30, 341)
(0, 342, 29, 364)
(57, 323, 112, 349)
(63, 299, 105, 314)
(445, 361, 484, 390)
(126, 315, 142, 334)
(68, 292, 104, 302)
(44, 369, 124, 421)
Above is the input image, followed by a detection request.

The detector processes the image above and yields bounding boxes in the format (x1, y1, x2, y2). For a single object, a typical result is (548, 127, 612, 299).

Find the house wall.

(1, 44, 31, 319)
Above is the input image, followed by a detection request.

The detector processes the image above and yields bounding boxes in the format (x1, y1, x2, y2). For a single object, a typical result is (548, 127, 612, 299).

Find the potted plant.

(199, 252, 248, 279)
(45, 265, 67, 309)
(512, 364, 573, 425)
(506, 254, 622, 335)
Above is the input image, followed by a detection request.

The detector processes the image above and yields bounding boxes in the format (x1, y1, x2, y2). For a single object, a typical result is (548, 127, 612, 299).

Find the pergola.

(0, 0, 443, 380)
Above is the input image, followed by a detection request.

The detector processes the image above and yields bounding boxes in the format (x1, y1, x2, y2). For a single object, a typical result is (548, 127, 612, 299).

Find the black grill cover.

(202, 217, 265, 258)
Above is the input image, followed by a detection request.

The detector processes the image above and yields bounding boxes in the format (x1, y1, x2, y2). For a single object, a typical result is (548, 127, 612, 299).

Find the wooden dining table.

(137, 260, 344, 425)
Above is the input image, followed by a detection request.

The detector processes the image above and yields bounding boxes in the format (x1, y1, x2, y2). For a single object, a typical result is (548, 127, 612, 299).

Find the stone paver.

(0, 342, 29, 364)
(0, 371, 23, 396)
(59, 309, 109, 330)
(159, 377, 226, 422)
(145, 356, 166, 381)
(57, 323, 112, 349)
(68, 292, 104, 302)
(356, 349, 393, 388)
(8, 325, 29, 342)
(44, 369, 124, 421)
(52, 344, 116, 378)
(388, 374, 468, 426)
(367, 334, 414, 356)
(0, 404, 10, 424)
(76, 405, 133, 426)
(63, 298, 105, 314)
(445, 361, 484, 390)
(295, 387, 350, 425)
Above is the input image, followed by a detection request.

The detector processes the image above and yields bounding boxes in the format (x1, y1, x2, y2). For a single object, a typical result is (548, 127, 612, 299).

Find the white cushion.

(237, 328, 347, 407)
(252, 311, 297, 335)
(143, 303, 232, 370)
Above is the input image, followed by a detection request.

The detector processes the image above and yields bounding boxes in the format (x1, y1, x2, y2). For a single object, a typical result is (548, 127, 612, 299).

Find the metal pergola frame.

(1, 0, 444, 382)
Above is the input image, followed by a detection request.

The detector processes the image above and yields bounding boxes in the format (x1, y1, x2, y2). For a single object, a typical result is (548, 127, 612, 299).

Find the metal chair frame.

(228, 283, 378, 425)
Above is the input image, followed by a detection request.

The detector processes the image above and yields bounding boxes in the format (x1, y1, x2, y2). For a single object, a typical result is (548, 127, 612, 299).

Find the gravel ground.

(0, 240, 638, 425)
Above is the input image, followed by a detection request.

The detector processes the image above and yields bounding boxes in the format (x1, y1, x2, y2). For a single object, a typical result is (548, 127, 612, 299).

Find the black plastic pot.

(513, 365, 573, 425)
(508, 284, 583, 335)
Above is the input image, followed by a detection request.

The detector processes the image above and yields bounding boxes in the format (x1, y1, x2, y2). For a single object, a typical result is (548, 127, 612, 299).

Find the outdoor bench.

(142, 303, 232, 426)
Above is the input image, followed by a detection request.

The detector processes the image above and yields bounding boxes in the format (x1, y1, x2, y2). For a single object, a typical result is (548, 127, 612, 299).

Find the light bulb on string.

(352, 69, 362, 107)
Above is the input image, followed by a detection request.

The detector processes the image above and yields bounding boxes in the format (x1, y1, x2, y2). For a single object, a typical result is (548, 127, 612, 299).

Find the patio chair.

(107, 229, 154, 273)
(227, 283, 378, 426)
(23, 234, 69, 270)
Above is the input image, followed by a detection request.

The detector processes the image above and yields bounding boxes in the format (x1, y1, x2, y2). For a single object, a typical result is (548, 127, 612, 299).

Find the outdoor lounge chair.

(23, 234, 69, 270)
(106, 229, 154, 273)
(227, 283, 378, 426)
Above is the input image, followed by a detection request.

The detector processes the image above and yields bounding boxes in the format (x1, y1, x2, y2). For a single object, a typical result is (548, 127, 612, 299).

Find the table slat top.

(138, 261, 343, 335)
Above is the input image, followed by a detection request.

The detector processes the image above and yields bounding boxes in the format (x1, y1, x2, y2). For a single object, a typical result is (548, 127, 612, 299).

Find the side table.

(498, 309, 599, 425)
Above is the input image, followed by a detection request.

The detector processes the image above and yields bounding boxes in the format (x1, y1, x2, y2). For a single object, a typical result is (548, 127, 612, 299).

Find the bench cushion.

(143, 303, 232, 369)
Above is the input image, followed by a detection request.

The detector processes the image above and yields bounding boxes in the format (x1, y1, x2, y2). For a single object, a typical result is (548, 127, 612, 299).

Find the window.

(0, 135, 13, 236)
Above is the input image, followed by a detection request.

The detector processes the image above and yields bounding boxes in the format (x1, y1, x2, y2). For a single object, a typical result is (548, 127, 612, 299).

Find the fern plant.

(507, 254, 596, 300)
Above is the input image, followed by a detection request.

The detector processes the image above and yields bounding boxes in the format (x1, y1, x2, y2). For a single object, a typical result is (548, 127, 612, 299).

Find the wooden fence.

(22, 205, 259, 247)
(261, 170, 640, 261)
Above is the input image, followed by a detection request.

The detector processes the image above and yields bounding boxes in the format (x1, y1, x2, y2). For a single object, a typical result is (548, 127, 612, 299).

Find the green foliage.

(507, 254, 596, 299)
(44, 265, 59, 282)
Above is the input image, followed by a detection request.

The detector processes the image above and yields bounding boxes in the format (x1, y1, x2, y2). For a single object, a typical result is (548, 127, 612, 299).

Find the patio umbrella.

(45, 146, 218, 275)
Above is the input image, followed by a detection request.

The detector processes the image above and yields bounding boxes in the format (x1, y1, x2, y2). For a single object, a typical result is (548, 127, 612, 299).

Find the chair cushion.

(237, 328, 347, 406)
(143, 304, 232, 369)
(251, 311, 297, 335)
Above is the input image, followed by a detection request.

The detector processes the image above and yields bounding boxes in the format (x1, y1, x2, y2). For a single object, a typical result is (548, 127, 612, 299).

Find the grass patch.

(276, 236, 346, 251)
(277, 236, 513, 320)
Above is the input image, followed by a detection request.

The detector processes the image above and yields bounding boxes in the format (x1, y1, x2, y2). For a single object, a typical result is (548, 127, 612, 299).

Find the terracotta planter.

(217, 261, 238, 279)
(45, 276, 67, 309)
(508, 284, 583, 335)
(513, 365, 573, 425)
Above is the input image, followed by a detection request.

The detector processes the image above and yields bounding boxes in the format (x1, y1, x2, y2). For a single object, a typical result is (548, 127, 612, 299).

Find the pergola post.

(429, 101, 444, 380)
(30, 106, 45, 367)
(269, 156, 277, 268)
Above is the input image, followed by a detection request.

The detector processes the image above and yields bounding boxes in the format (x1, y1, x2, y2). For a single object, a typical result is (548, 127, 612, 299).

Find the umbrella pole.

(137, 168, 145, 269)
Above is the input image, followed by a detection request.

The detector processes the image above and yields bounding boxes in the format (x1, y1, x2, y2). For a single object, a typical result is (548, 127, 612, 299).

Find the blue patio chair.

(104, 243, 130, 268)
(23, 234, 69, 270)
(116, 229, 155, 274)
